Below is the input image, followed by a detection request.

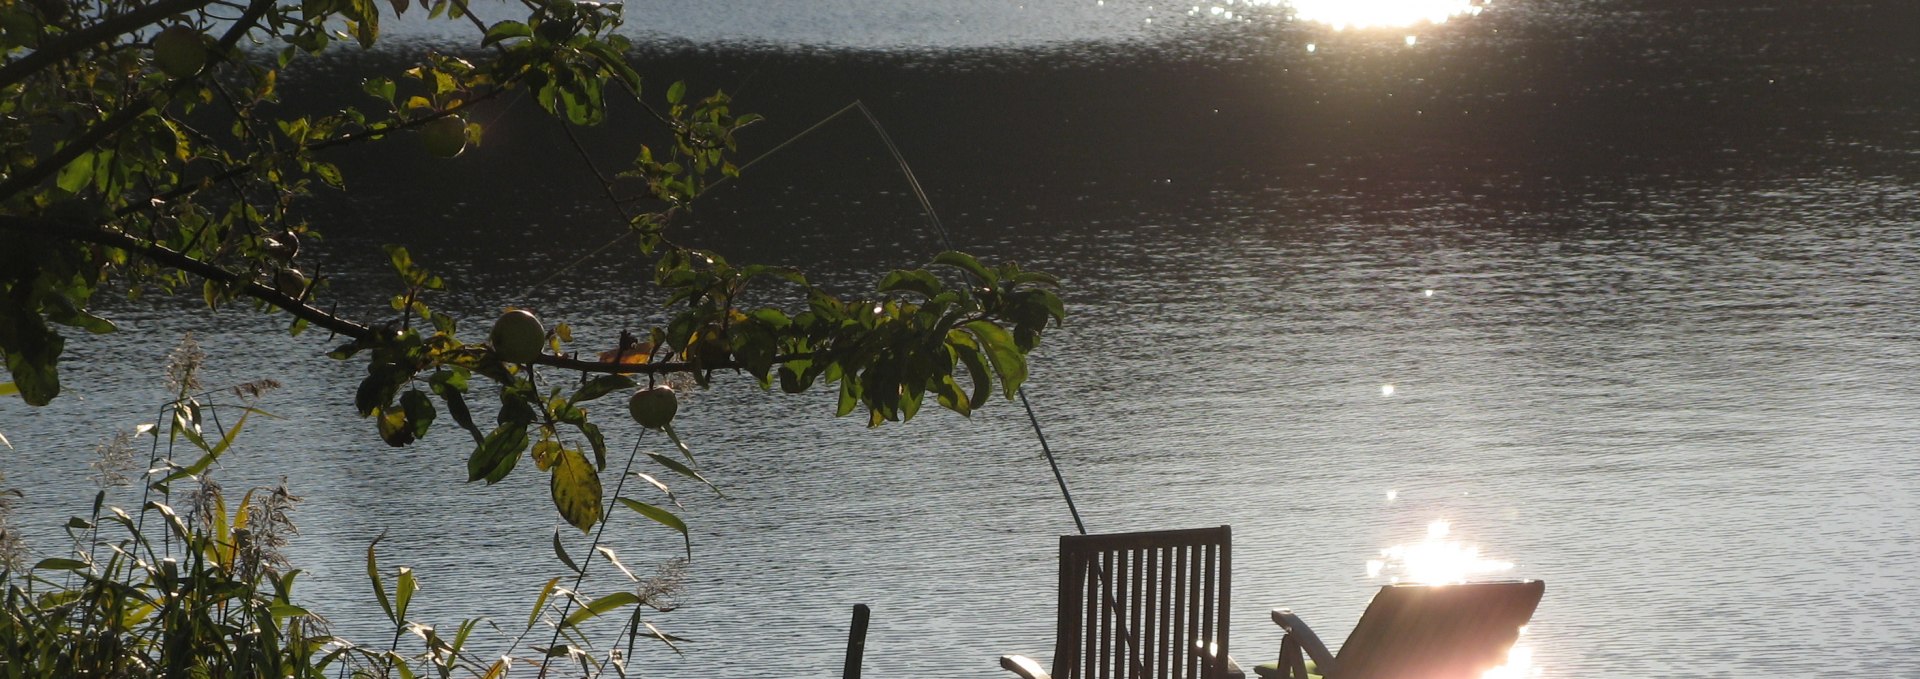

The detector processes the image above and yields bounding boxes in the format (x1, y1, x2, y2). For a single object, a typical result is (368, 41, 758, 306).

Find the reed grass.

(0, 337, 680, 678)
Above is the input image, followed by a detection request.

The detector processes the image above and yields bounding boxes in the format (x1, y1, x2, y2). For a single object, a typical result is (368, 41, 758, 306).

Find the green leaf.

(384, 244, 426, 286)
(55, 151, 96, 194)
(662, 424, 700, 467)
(376, 406, 414, 447)
(964, 320, 1027, 399)
(497, 393, 536, 426)
(44, 294, 117, 334)
(877, 269, 943, 298)
(532, 438, 561, 471)
(836, 376, 859, 417)
(438, 388, 482, 444)
(617, 498, 690, 557)
(639, 620, 690, 654)
(467, 424, 527, 484)
(594, 545, 639, 582)
(568, 375, 635, 405)
(932, 251, 995, 285)
(933, 373, 971, 416)
(580, 421, 607, 471)
(350, 0, 379, 46)
(631, 471, 673, 499)
(355, 371, 401, 416)
(155, 409, 249, 487)
(646, 453, 721, 496)
(363, 76, 396, 102)
(394, 566, 418, 622)
(550, 447, 602, 532)
(666, 81, 686, 105)
(551, 530, 581, 574)
(400, 389, 435, 440)
(32, 557, 89, 571)
(207, 409, 250, 455)
(560, 591, 641, 629)
(0, 296, 64, 405)
(481, 20, 531, 45)
(951, 332, 993, 409)
(367, 535, 395, 624)
(0, 383, 16, 397)
(527, 576, 561, 630)
(269, 602, 313, 620)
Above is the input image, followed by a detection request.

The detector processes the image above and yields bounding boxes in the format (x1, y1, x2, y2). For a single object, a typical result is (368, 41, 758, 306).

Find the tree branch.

(0, 215, 373, 339)
(0, 0, 273, 202)
(0, 0, 218, 91)
(2, 216, 825, 378)
(529, 351, 809, 376)
(116, 85, 516, 218)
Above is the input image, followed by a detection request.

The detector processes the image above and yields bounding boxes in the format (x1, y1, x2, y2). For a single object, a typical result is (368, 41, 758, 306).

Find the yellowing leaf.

(532, 439, 561, 471)
(550, 447, 602, 532)
(596, 344, 654, 373)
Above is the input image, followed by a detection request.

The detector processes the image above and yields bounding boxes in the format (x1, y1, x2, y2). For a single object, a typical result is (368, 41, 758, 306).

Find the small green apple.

(627, 385, 678, 430)
(420, 115, 468, 158)
(152, 26, 205, 79)
(490, 309, 545, 363)
(273, 268, 308, 299)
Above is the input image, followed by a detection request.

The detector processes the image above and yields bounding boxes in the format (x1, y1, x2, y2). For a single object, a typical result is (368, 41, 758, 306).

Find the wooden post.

(843, 603, 871, 679)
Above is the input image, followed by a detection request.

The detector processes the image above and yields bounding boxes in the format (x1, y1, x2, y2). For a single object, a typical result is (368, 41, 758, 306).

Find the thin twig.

(0, 0, 218, 90)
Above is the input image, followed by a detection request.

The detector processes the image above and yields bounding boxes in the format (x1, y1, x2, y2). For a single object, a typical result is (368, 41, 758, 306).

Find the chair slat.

(1047, 527, 1230, 679)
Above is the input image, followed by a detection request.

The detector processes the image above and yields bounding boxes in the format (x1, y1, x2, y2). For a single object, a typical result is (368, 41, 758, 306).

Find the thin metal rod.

(854, 101, 1089, 536)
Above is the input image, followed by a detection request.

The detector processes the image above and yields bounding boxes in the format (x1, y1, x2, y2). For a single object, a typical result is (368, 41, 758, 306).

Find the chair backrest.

(1052, 526, 1232, 679)
(1330, 580, 1545, 679)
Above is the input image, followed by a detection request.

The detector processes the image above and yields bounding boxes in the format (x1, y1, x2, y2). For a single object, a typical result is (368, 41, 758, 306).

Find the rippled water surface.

(5, 1, 1919, 677)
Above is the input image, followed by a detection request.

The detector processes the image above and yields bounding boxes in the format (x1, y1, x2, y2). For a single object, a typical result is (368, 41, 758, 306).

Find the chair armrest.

(999, 654, 1053, 679)
(1271, 608, 1336, 673)
(1224, 653, 1247, 679)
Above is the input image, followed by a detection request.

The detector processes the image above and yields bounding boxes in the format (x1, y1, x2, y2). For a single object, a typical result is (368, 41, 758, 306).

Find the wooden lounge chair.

(1000, 526, 1244, 679)
(1253, 580, 1545, 679)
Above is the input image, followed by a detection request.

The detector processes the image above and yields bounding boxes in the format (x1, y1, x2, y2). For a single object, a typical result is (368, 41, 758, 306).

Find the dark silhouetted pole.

(843, 603, 871, 679)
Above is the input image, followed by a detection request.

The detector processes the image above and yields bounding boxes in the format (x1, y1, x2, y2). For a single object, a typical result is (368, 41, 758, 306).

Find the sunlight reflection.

(1366, 521, 1539, 677)
(1480, 632, 1543, 679)
(1367, 519, 1513, 585)
(1280, 0, 1485, 31)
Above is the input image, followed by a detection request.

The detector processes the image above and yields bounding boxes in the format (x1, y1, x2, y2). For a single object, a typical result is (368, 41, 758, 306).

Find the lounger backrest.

(1331, 580, 1544, 679)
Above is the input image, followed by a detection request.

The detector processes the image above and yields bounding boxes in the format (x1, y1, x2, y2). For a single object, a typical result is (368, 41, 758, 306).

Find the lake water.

(4, 0, 1919, 676)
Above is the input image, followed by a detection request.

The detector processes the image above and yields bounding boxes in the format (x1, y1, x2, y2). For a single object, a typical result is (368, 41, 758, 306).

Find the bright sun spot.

(1282, 0, 1485, 30)
(1479, 635, 1543, 679)
(1368, 519, 1513, 586)
(1367, 521, 1539, 677)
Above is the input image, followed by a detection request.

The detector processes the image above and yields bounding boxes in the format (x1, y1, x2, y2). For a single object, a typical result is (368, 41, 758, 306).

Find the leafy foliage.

(0, 0, 1065, 531)
(0, 382, 690, 677)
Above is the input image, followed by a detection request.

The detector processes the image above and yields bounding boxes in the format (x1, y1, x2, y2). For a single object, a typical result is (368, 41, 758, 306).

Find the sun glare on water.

(1479, 635, 1542, 679)
(1367, 520, 1542, 677)
(1366, 519, 1513, 585)
(1284, 0, 1485, 30)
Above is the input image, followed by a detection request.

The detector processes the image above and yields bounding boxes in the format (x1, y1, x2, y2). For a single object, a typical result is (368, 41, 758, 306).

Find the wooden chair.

(1254, 580, 1545, 679)
(1000, 526, 1243, 679)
